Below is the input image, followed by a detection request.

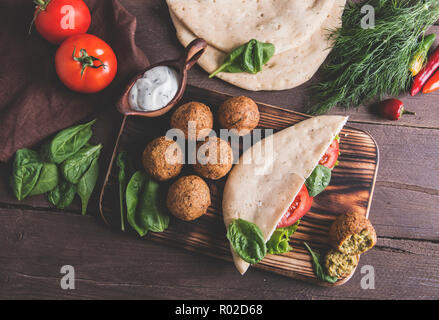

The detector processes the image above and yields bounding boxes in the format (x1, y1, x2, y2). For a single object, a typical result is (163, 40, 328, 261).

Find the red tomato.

(319, 138, 340, 169)
(277, 184, 313, 228)
(33, 0, 91, 44)
(55, 34, 117, 93)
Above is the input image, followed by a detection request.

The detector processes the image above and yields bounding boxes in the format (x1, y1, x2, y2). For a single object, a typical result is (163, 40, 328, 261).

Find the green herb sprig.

(308, 0, 439, 115)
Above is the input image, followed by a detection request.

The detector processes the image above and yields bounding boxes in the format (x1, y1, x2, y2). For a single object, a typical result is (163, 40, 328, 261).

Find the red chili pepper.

(411, 45, 439, 96)
(379, 99, 416, 121)
(422, 68, 439, 94)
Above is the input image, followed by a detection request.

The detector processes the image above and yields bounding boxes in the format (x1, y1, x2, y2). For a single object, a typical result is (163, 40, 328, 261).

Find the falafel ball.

(170, 101, 213, 140)
(218, 96, 260, 136)
(193, 136, 233, 180)
(142, 136, 183, 182)
(329, 212, 377, 255)
(166, 175, 211, 221)
(324, 249, 359, 278)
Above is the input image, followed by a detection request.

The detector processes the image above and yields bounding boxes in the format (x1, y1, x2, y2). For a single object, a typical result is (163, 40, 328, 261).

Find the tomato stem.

(72, 47, 107, 77)
(28, 0, 52, 36)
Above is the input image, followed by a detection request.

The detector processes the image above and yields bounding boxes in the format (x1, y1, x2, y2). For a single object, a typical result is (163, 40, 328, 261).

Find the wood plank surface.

(1, 208, 438, 300)
(0, 0, 438, 299)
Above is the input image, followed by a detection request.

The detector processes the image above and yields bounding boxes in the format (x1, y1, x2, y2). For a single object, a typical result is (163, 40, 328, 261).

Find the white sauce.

(129, 66, 179, 112)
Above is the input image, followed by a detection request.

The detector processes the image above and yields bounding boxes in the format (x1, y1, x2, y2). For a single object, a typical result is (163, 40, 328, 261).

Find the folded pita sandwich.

(222, 115, 348, 274)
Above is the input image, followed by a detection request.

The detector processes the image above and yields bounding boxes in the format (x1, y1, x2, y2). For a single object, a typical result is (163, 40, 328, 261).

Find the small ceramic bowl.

(117, 38, 207, 118)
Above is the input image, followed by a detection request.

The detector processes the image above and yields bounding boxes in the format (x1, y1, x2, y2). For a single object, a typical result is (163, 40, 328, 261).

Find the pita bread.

(222, 116, 348, 274)
(168, 0, 346, 91)
(167, 0, 336, 55)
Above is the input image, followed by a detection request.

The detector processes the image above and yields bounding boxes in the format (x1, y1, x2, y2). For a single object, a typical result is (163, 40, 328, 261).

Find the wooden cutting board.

(99, 85, 379, 286)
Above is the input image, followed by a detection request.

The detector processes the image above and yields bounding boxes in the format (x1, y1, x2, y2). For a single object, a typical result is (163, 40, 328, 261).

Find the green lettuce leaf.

(266, 221, 300, 254)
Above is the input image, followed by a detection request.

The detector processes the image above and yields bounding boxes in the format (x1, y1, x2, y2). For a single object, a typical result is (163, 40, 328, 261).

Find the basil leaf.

(48, 120, 95, 164)
(11, 149, 43, 200)
(48, 181, 76, 210)
(227, 219, 267, 264)
(77, 158, 99, 215)
(126, 170, 148, 237)
(137, 179, 169, 232)
(305, 165, 332, 197)
(29, 163, 59, 196)
(266, 220, 300, 255)
(209, 39, 275, 78)
(61, 144, 102, 184)
(304, 242, 338, 284)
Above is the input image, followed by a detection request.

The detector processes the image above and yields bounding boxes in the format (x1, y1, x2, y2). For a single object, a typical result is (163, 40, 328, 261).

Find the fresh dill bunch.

(308, 0, 439, 115)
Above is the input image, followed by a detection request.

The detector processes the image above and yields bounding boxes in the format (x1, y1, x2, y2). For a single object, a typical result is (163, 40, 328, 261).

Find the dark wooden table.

(1, 0, 438, 300)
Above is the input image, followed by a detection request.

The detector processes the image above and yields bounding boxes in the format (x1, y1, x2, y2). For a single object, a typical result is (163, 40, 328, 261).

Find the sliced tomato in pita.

(277, 184, 313, 228)
(319, 138, 339, 169)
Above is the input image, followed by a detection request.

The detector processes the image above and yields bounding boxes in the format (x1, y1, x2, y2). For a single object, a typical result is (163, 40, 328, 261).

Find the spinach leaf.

(227, 219, 267, 264)
(209, 39, 275, 78)
(48, 120, 95, 163)
(266, 220, 300, 255)
(29, 163, 59, 196)
(39, 142, 53, 163)
(137, 179, 169, 233)
(11, 149, 43, 200)
(210, 44, 246, 77)
(126, 171, 169, 236)
(126, 170, 148, 237)
(116, 151, 130, 231)
(61, 144, 102, 184)
(77, 158, 99, 215)
(48, 181, 76, 210)
(304, 242, 338, 284)
(242, 39, 274, 74)
(305, 165, 332, 197)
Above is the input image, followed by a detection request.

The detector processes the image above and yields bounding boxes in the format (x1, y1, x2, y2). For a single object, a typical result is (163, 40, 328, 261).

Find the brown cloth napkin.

(0, 0, 149, 162)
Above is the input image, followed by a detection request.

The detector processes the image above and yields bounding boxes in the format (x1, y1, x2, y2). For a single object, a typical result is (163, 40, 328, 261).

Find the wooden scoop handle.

(181, 38, 207, 71)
